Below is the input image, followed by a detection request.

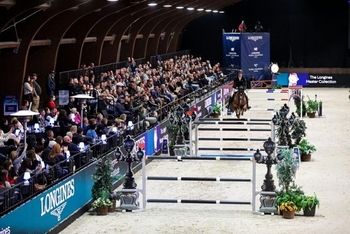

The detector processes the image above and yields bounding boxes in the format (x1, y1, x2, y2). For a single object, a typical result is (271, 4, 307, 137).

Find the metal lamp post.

(71, 94, 94, 128)
(272, 104, 296, 147)
(115, 135, 144, 211)
(253, 137, 282, 214)
(10, 110, 39, 154)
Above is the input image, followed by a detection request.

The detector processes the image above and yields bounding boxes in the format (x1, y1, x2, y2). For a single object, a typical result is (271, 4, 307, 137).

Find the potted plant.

(211, 103, 222, 118)
(298, 138, 316, 162)
(293, 96, 307, 117)
(290, 119, 307, 146)
(279, 201, 298, 219)
(166, 124, 179, 156)
(301, 193, 320, 216)
(91, 156, 114, 214)
(91, 189, 113, 215)
(306, 96, 319, 118)
(276, 184, 304, 216)
(108, 191, 122, 212)
(275, 149, 303, 218)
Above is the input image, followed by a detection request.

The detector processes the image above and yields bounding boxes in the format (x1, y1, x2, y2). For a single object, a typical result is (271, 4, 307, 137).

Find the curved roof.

(0, 0, 240, 106)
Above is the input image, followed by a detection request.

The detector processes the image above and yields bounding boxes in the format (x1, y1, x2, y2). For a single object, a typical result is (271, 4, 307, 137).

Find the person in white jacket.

(0, 128, 20, 147)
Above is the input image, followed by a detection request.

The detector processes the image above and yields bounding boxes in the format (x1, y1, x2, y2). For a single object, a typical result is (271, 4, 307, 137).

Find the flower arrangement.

(276, 184, 304, 212)
(91, 197, 113, 209)
(301, 193, 320, 211)
(279, 201, 298, 212)
(91, 189, 113, 209)
(298, 138, 316, 155)
(110, 191, 122, 201)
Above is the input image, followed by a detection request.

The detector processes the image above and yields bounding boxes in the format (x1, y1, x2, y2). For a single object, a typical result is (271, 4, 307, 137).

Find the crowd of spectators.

(0, 54, 225, 214)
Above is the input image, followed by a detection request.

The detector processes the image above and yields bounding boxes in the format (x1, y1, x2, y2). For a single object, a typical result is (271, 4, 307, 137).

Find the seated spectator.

(9, 143, 28, 174)
(0, 127, 20, 147)
(0, 169, 11, 188)
(48, 143, 68, 177)
(57, 109, 74, 127)
(1, 118, 11, 133)
(68, 108, 81, 125)
(43, 130, 55, 148)
(1, 160, 18, 185)
(86, 123, 98, 141)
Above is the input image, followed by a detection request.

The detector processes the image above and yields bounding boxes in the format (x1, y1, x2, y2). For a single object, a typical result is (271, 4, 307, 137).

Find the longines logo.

(253, 47, 258, 51)
(231, 47, 235, 51)
(40, 179, 75, 222)
(254, 64, 258, 67)
(226, 36, 239, 42)
(248, 36, 263, 41)
(50, 202, 67, 221)
(0, 227, 10, 234)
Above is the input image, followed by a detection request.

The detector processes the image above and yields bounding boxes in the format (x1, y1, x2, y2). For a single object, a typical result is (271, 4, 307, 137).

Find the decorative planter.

(108, 200, 117, 212)
(282, 210, 295, 219)
(303, 206, 316, 217)
(307, 112, 316, 118)
(95, 206, 109, 215)
(301, 153, 312, 162)
(212, 113, 220, 118)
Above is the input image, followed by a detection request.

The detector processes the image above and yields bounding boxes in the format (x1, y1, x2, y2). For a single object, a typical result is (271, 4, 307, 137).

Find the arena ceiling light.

(197, 8, 204, 11)
(187, 7, 194, 11)
(212, 10, 218, 13)
(148, 1, 157, 6)
(176, 6, 184, 9)
(107, 0, 118, 1)
(163, 4, 172, 7)
(205, 9, 212, 12)
(219, 11, 225, 14)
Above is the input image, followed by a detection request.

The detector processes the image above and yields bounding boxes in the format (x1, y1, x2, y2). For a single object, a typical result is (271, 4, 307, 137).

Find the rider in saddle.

(232, 70, 251, 109)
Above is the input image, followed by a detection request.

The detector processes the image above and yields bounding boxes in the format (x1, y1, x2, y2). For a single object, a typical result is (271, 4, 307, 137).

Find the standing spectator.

(238, 20, 247, 33)
(31, 73, 42, 112)
(23, 75, 33, 103)
(48, 95, 56, 109)
(46, 70, 56, 97)
(254, 21, 263, 32)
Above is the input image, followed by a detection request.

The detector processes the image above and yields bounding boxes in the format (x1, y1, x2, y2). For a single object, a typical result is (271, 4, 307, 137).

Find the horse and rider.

(228, 70, 251, 118)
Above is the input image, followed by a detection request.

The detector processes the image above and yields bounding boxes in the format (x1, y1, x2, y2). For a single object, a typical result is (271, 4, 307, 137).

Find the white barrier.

(193, 118, 275, 156)
(129, 155, 271, 213)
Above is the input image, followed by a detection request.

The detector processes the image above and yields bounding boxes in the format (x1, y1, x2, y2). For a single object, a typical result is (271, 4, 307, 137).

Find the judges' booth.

(222, 32, 271, 88)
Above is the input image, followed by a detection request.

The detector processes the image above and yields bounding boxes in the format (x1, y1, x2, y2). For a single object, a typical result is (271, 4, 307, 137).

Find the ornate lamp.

(114, 135, 144, 211)
(272, 104, 295, 146)
(253, 137, 280, 214)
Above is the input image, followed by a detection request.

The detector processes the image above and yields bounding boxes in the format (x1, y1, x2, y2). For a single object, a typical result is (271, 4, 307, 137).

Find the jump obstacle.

(193, 118, 275, 157)
(220, 85, 303, 115)
(124, 155, 272, 213)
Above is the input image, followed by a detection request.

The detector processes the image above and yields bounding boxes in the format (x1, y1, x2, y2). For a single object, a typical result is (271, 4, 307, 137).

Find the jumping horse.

(229, 86, 248, 118)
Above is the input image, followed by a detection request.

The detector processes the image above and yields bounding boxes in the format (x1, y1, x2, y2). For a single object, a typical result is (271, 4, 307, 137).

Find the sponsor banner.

(58, 90, 69, 106)
(3, 95, 18, 116)
(222, 33, 241, 68)
(240, 33, 270, 80)
(0, 163, 96, 233)
(307, 74, 350, 87)
(278, 73, 350, 87)
(204, 96, 213, 115)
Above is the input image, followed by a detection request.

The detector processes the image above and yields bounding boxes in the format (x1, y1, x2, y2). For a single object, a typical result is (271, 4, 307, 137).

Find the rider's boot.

(246, 94, 251, 109)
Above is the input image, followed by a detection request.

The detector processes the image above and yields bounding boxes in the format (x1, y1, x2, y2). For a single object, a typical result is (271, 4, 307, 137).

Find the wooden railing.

(250, 80, 272, 89)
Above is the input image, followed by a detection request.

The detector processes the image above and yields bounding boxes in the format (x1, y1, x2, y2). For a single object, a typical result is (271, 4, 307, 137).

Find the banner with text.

(240, 33, 270, 80)
(222, 33, 241, 68)
(277, 73, 350, 87)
